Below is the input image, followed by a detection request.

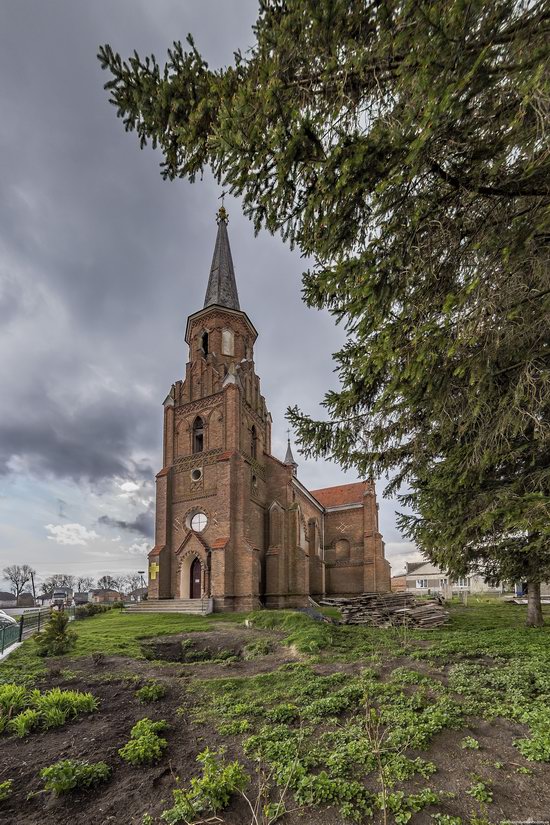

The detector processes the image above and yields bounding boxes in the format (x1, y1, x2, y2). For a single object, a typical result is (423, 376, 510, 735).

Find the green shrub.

(460, 736, 480, 750)
(243, 639, 273, 659)
(75, 603, 111, 619)
(40, 759, 111, 794)
(136, 681, 167, 703)
(35, 611, 77, 657)
(380, 789, 440, 824)
(466, 776, 493, 803)
(0, 683, 28, 717)
(0, 684, 97, 736)
(8, 708, 40, 738)
(218, 719, 250, 735)
(119, 718, 168, 766)
(0, 780, 13, 801)
(161, 748, 248, 824)
(267, 702, 299, 724)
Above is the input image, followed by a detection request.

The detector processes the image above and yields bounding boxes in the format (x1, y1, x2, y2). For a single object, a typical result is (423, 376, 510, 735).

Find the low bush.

(0, 780, 13, 801)
(136, 681, 167, 703)
(75, 603, 112, 620)
(40, 759, 111, 795)
(161, 748, 248, 824)
(119, 718, 168, 766)
(0, 684, 97, 737)
(243, 639, 273, 659)
(0, 683, 28, 719)
(8, 708, 40, 738)
(35, 611, 77, 657)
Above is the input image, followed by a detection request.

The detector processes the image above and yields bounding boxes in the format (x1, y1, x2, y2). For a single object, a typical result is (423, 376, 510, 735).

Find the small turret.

(284, 437, 298, 476)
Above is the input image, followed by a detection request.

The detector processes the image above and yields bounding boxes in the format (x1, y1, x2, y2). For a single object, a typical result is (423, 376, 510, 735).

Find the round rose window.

(190, 511, 208, 532)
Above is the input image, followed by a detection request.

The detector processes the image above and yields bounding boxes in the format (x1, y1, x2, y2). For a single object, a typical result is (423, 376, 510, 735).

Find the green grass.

(0, 611, 243, 683)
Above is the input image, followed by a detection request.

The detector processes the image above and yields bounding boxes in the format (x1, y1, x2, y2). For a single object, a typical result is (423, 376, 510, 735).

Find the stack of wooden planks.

(319, 592, 448, 628)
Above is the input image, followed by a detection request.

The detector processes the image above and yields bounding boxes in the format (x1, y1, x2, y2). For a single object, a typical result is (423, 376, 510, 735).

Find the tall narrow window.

(221, 328, 234, 356)
(193, 416, 204, 453)
(251, 425, 257, 459)
(201, 331, 209, 356)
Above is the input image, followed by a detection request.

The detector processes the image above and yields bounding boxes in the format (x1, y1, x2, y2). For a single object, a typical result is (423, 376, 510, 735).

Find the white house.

(404, 560, 505, 596)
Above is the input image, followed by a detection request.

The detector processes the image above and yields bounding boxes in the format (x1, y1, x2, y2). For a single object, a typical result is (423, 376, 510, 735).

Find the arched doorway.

(190, 557, 201, 599)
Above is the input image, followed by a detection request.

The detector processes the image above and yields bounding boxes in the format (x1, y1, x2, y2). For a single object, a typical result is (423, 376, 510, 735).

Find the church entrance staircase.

(124, 598, 213, 615)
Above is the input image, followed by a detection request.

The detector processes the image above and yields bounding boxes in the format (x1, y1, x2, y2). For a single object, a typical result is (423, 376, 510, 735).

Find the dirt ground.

(1, 622, 549, 825)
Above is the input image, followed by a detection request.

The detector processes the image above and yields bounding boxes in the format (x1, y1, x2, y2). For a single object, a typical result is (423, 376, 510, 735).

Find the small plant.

(0, 684, 28, 718)
(0, 780, 13, 801)
(219, 719, 251, 735)
(460, 736, 480, 750)
(515, 765, 533, 775)
(119, 718, 168, 766)
(0, 684, 97, 737)
(35, 610, 77, 657)
(160, 747, 248, 824)
(243, 639, 273, 659)
(136, 681, 167, 703)
(8, 708, 40, 738)
(432, 815, 462, 825)
(40, 759, 111, 795)
(466, 776, 493, 803)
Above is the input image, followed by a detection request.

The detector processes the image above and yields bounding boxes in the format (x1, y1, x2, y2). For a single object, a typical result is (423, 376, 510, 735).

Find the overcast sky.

(0, 1, 419, 592)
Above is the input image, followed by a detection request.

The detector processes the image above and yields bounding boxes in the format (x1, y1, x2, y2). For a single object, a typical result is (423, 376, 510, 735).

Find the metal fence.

(1, 606, 76, 655)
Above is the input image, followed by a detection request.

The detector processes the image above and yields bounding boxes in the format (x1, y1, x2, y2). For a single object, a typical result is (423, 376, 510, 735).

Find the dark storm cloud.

(0, 1, 259, 486)
(98, 506, 154, 539)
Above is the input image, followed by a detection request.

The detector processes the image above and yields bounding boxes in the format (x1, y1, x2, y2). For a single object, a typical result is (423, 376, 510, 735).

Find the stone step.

(124, 598, 213, 615)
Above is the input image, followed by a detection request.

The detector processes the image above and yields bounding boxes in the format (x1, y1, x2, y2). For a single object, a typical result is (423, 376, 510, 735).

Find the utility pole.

(30, 570, 37, 607)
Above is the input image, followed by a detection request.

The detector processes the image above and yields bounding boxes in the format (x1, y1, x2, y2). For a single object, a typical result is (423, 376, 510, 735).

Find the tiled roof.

(311, 481, 371, 509)
(406, 561, 426, 574)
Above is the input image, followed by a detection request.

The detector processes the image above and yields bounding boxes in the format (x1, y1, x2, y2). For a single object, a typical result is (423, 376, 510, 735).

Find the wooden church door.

(190, 558, 201, 599)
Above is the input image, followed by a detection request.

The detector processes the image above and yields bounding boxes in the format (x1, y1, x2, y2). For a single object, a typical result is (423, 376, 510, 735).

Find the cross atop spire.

(203, 204, 240, 311)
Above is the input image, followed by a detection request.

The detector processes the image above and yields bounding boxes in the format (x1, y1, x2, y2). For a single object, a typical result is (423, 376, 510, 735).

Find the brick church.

(147, 208, 391, 611)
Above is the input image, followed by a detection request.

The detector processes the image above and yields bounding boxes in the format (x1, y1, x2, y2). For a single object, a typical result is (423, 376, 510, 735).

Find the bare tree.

(96, 575, 120, 591)
(3, 564, 36, 600)
(40, 574, 75, 597)
(76, 576, 94, 592)
(121, 573, 142, 595)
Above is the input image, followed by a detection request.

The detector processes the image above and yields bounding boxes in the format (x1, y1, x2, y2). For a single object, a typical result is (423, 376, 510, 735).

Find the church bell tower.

(148, 206, 272, 611)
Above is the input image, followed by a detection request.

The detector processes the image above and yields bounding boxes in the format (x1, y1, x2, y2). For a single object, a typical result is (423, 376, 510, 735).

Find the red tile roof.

(311, 481, 371, 509)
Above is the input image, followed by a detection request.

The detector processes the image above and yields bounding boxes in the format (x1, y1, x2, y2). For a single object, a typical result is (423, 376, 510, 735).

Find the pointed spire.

(284, 433, 298, 475)
(203, 205, 240, 311)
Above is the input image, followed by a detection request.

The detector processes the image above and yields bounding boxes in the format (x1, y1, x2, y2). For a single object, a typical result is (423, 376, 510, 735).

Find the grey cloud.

(98, 506, 154, 539)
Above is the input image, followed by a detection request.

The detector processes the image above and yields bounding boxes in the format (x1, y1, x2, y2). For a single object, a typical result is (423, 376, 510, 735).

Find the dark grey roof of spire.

(203, 207, 240, 310)
(284, 439, 298, 467)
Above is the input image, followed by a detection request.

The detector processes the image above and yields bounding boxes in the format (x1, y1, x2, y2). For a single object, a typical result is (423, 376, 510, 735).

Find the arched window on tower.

(251, 425, 257, 459)
(222, 328, 234, 356)
(201, 331, 209, 356)
(193, 416, 204, 453)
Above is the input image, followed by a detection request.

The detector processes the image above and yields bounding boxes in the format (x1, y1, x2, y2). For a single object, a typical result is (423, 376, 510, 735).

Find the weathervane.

(217, 190, 228, 224)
